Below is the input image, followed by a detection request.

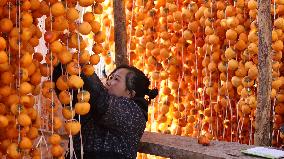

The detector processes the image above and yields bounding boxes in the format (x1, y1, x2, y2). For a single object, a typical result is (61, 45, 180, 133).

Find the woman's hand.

(100, 77, 107, 87)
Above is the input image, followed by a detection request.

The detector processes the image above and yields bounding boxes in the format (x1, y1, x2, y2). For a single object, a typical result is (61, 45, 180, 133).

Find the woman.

(52, 63, 158, 159)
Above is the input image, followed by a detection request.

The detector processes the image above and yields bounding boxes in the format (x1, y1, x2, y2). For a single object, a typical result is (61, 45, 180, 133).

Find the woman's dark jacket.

(52, 64, 148, 159)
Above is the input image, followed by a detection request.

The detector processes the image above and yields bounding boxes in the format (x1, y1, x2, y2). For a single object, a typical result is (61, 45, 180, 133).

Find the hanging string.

(8, 2, 11, 65)
(16, 0, 22, 145)
(36, 130, 49, 158)
(249, 115, 253, 145)
(180, 4, 187, 134)
(194, 35, 198, 108)
(239, 116, 245, 144)
(77, 3, 86, 159)
(271, 0, 278, 146)
(222, 46, 229, 140)
(49, 1, 55, 135)
(35, 92, 49, 157)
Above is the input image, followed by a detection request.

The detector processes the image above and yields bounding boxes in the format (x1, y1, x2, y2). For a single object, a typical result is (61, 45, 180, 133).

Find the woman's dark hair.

(108, 65, 158, 101)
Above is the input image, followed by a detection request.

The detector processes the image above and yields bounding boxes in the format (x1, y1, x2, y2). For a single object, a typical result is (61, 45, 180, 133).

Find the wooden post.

(254, 0, 272, 146)
(113, 0, 129, 66)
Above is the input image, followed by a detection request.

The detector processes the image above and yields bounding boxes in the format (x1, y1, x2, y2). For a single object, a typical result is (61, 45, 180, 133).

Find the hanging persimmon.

(75, 102, 90, 115)
(82, 64, 95, 76)
(48, 134, 62, 145)
(62, 106, 75, 120)
(66, 7, 79, 21)
(0, 18, 13, 32)
(65, 120, 81, 135)
(78, 22, 92, 35)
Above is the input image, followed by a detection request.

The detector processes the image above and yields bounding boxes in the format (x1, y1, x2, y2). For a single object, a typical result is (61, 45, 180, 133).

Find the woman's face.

(105, 68, 132, 98)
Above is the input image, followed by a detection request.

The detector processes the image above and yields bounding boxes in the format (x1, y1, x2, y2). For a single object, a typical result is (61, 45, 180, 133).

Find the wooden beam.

(113, 0, 129, 66)
(139, 132, 261, 159)
(255, 0, 272, 146)
(41, 130, 264, 159)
